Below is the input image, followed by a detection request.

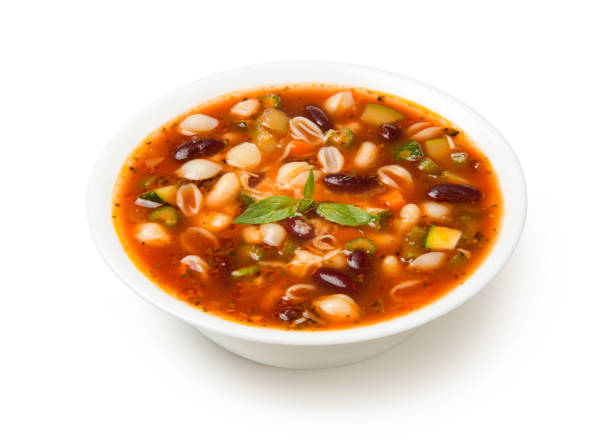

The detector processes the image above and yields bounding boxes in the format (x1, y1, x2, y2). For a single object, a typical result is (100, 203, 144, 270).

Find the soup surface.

(113, 85, 502, 330)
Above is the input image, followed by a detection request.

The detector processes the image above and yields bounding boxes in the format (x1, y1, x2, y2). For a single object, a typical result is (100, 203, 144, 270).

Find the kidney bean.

(322, 173, 378, 193)
(379, 123, 401, 142)
(248, 172, 265, 187)
(427, 184, 482, 202)
(277, 308, 303, 322)
(347, 249, 370, 273)
(305, 105, 332, 132)
(174, 138, 224, 161)
(313, 267, 358, 293)
(283, 217, 315, 240)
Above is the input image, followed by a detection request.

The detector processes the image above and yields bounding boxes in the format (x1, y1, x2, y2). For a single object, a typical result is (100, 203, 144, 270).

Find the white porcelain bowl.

(87, 61, 526, 369)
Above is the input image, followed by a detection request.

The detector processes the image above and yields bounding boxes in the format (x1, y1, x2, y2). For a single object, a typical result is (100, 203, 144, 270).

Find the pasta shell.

(288, 117, 324, 145)
(176, 159, 222, 180)
(178, 114, 219, 135)
(176, 183, 204, 217)
(317, 146, 344, 174)
(377, 165, 414, 190)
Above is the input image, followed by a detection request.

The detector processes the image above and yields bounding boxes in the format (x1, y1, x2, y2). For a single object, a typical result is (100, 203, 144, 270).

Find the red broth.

(113, 85, 502, 330)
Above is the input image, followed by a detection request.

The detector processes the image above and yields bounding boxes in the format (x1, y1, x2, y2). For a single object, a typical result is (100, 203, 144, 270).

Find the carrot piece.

(378, 189, 405, 210)
(288, 140, 316, 157)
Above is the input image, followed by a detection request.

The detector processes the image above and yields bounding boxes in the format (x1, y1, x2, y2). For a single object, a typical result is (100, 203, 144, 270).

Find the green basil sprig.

(233, 169, 379, 227)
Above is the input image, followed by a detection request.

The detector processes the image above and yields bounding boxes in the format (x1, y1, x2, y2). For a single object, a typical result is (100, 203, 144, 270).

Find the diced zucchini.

(425, 225, 462, 250)
(325, 128, 354, 148)
(345, 237, 376, 254)
(279, 239, 299, 262)
(361, 103, 405, 125)
(252, 125, 277, 153)
(259, 94, 281, 109)
(459, 214, 480, 240)
(400, 226, 427, 259)
(231, 265, 260, 278)
(418, 157, 441, 174)
(424, 137, 450, 163)
(149, 206, 179, 227)
(139, 185, 178, 205)
(393, 141, 423, 161)
(441, 171, 470, 185)
(256, 108, 289, 134)
(450, 151, 468, 165)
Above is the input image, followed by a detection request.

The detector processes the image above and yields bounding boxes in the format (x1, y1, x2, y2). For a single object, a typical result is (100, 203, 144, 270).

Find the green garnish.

(239, 191, 256, 206)
(393, 141, 423, 161)
(234, 170, 375, 227)
(418, 157, 441, 174)
(259, 94, 281, 109)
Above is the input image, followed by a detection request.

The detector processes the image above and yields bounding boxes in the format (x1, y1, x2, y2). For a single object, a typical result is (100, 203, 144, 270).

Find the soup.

(113, 85, 502, 330)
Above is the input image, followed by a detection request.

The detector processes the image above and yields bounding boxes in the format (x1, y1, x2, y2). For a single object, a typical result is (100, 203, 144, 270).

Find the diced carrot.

(378, 189, 405, 210)
(288, 140, 316, 157)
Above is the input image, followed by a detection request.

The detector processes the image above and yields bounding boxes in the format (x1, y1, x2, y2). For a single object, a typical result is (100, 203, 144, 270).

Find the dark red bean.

(347, 249, 370, 273)
(313, 267, 358, 294)
(174, 138, 224, 161)
(427, 184, 482, 202)
(379, 123, 401, 142)
(277, 308, 303, 322)
(248, 172, 265, 187)
(283, 217, 315, 240)
(305, 105, 332, 132)
(322, 174, 378, 193)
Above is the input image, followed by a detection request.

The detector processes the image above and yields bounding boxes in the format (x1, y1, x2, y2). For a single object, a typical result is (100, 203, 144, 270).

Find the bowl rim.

(87, 61, 527, 346)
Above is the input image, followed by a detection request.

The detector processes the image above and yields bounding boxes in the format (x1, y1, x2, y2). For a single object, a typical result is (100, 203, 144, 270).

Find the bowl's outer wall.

(87, 62, 527, 356)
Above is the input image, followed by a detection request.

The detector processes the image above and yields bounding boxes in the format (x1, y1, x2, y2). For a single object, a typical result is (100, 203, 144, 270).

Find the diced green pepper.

(259, 94, 281, 109)
(400, 226, 427, 259)
(393, 141, 423, 161)
(449, 250, 469, 267)
(418, 157, 441, 174)
(325, 128, 354, 148)
(345, 237, 376, 254)
(279, 239, 299, 262)
(149, 206, 179, 227)
(459, 214, 480, 241)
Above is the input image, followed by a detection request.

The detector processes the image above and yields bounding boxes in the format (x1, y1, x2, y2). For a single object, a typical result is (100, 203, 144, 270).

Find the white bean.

(176, 159, 222, 181)
(313, 294, 361, 322)
(399, 203, 421, 225)
(206, 172, 241, 209)
(242, 225, 263, 244)
(179, 114, 219, 135)
(353, 141, 379, 169)
(381, 255, 401, 277)
(134, 223, 171, 246)
(260, 223, 287, 247)
(226, 142, 261, 170)
(230, 99, 260, 118)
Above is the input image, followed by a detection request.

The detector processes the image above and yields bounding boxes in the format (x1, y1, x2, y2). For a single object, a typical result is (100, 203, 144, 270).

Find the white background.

(1, 1, 610, 440)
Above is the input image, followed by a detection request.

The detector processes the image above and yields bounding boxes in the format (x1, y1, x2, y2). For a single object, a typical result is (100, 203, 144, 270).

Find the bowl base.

(196, 327, 415, 369)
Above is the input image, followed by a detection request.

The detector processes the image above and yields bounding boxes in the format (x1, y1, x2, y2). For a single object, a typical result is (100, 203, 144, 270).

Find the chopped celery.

(393, 141, 423, 161)
(361, 103, 405, 125)
(325, 128, 354, 148)
(424, 137, 450, 163)
(418, 157, 441, 174)
(345, 237, 376, 254)
(279, 239, 299, 262)
(259, 94, 281, 109)
(149, 206, 179, 227)
(450, 151, 468, 165)
(231, 265, 260, 278)
(425, 225, 462, 250)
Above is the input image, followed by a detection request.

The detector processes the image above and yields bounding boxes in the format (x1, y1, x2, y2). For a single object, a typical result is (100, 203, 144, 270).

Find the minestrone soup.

(113, 85, 502, 330)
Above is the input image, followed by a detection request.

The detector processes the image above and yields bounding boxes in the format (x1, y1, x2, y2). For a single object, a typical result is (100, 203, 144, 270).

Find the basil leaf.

(239, 191, 256, 206)
(234, 195, 297, 224)
(297, 198, 314, 213)
(316, 203, 376, 226)
(303, 169, 315, 200)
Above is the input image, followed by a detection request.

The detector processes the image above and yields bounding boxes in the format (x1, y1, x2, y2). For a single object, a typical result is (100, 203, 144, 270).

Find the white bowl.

(87, 61, 526, 369)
